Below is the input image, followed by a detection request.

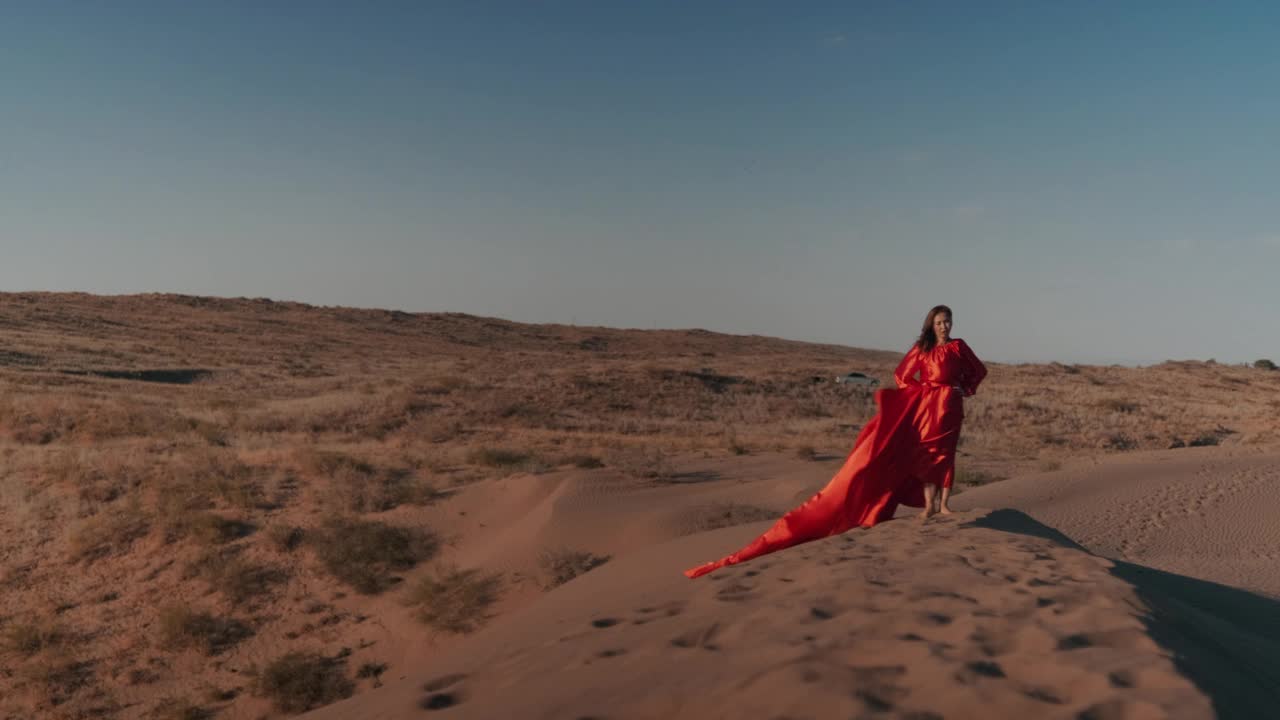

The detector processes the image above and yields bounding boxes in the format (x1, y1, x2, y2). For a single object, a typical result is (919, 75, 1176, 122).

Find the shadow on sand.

(967, 509, 1280, 719)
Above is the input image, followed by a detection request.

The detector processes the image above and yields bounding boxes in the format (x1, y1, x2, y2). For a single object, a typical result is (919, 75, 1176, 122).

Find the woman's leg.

(918, 482, 937, 521)
(939, 485, 953, 514)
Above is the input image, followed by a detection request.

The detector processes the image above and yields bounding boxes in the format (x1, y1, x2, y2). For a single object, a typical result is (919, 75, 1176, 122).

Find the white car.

(834, 372, 879, 387)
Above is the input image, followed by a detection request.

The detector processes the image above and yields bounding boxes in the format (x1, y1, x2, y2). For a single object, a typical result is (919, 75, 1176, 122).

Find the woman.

(684, 305, 986, 579)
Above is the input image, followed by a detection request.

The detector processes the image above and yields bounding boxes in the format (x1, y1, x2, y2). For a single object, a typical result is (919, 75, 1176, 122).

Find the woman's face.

(932, 313, 952, 343)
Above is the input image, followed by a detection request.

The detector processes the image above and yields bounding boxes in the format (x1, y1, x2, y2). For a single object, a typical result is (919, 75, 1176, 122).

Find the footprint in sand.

(632, 601, 684, 625)
(670, 622, 721, 650)
(419, 673, 467, 711)
(714, 581, 759, 602)
(1024, 686, 1066, 705)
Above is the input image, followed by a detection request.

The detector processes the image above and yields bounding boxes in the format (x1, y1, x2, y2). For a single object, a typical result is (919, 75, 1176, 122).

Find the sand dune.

(954, 445, 1280, 598)
(300, 446, 1280, 720)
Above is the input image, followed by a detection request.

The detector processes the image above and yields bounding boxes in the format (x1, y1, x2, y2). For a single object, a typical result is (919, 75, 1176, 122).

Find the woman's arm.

(894, 345, 923, 388)
(956, 340, 987, 396)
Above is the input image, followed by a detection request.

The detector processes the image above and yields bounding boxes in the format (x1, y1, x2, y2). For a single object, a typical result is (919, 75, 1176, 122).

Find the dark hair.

(915, 305, 953, 352)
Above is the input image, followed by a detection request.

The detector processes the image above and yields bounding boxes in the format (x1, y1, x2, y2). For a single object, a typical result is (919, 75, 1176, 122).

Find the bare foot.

(916, 507, 937, 524)
(939, 505, 955, 515)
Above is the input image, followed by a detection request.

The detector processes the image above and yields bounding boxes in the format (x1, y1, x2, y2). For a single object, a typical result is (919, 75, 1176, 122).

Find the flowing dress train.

(684, 338, 986, 579)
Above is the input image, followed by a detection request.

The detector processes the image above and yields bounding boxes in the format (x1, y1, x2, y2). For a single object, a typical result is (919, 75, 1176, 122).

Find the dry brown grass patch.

(309, 517, 438, 594)
(538, 548, 610, 589)
(67, 502, 150, 562)
(1096, 397, 1141, 413)
(467, 446, 537, 470)
(253, 652, 353, 713)
(956, 469, 1006, 487)
(184, 548, 286, 605)
(298, 449, 439, 512)
(685, 503, 778, 533)
(266, 524, 305, 552)
(165, 511, 253, 545)
(558, 453, 605, 469)
(156, 604, 253, 655)
(150, 696, 211, 720)
(3, 618, 66, 656)
(405, 564, 502, 634)
(19, 653, 96, 708)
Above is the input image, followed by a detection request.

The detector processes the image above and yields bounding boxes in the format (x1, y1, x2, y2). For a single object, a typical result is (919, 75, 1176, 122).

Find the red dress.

(684, 338, 987, 579)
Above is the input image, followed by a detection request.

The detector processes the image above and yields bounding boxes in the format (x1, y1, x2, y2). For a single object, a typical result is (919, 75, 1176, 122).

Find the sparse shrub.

(956, 469, 1005, 487)
(1097, 398, 1140, 413)
(604, 446, 673, 481)
(254, 652, 354, 713)
(266, 524, 305, 552)
(301, 450, 439, 512)
(356, 662, 387, 682)
(157, 604, 253, 655)
(1189, 433, 1221, 447)
(561, 454, 604, 469)
(21, 654, 94, 707)
(1104, 433, 1138, 451)
(467, 447, 533, 469)
(305, 389, 438, 440)
(185, 548, 286, 604)
(194, 421, 231, 447)
(539, 548, 610, 588)
(794, 445, 818, 460)
(424, 375, 470, 394)
(166, 512, 252, 545)
(68, 502, 150, 562)
(686, 503, 778, 533)
(165, 450, 267, 511)
(3, 619, 64, 655)
(405, 564, 502, 634)
(1256, 358, 1277, 371)
(150, 697, 210, 720)
(310, 518, 438, 594)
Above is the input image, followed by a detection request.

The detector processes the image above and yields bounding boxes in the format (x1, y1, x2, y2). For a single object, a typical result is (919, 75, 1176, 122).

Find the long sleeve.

(955, 339, 987, 396)
(894, 345, 923, 388)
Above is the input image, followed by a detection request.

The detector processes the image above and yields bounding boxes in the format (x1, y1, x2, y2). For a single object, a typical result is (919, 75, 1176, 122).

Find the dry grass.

(253, 652, 354, 713)
(405, 565, 503, 634)
(149, 697, 210, 720)
(309, 517, 439, 594)
(538, 548, 611, 589)
(19, 653, 97, 709)
(684, 503, 780, 533)
(156, 604, 253, 655)
(956, 469, 1006, 487)
(3, 619, 65, 656)
(67, 502, 151, 562)
(164, 511, 253, 545)
(183, 548, 286, 605)
(297, 449, 439, 512)
(2, 292, 1278, 719)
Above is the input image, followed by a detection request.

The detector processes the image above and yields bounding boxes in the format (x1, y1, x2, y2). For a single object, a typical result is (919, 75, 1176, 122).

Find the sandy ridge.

(304, 509, 1216, 720)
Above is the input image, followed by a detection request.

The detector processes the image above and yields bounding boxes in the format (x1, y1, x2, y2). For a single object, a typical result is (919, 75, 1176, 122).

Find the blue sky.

(2, 2, 1278, 365)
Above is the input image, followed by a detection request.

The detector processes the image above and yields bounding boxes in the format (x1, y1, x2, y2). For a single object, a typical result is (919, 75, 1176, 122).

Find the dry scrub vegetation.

(0, 291, 1277, 718)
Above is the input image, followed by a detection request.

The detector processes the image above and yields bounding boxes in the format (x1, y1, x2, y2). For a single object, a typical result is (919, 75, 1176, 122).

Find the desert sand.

(303, 446, 1280, 720)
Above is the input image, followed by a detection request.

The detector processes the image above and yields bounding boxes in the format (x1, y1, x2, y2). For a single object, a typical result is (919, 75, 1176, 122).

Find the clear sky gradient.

(3, 2, 1277, 365)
